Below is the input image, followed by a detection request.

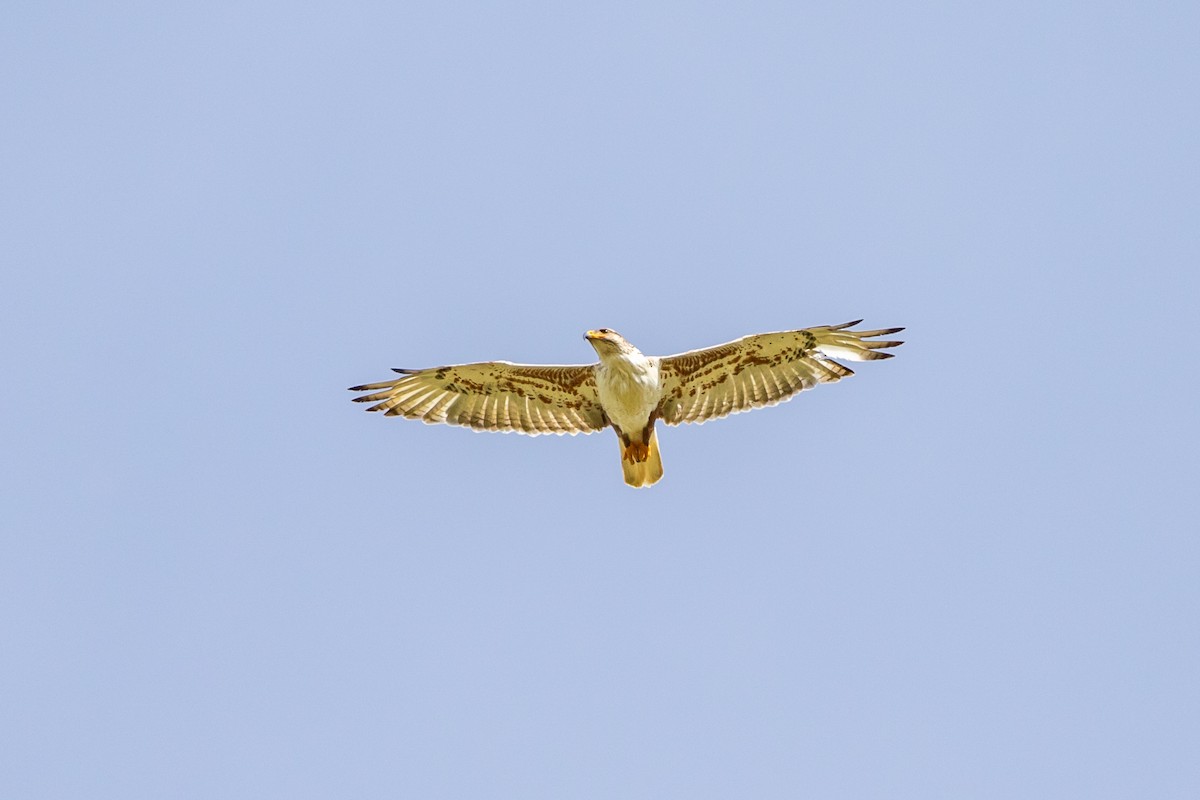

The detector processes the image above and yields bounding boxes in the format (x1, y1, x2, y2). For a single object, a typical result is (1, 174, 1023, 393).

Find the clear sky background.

(3, 2, 1198, 798)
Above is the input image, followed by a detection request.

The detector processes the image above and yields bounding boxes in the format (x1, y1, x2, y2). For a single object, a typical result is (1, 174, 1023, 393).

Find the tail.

(620, 428, 664, 488)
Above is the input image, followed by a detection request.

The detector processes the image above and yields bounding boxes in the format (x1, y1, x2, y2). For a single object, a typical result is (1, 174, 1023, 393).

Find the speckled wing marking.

(349, 362, 606, 436)
(656, 320, 904, 425)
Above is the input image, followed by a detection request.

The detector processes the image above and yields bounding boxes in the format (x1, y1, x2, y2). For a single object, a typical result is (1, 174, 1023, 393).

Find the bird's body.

(592, 340, 661, 435)
(349, 321, 903, 488)
(588, 330, 665, 486)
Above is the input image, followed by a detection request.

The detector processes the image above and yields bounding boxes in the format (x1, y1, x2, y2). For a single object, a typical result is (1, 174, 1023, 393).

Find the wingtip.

(392, 368, 418, 374)
(829, 319, 864, 330)
(854, 326, 905, 339)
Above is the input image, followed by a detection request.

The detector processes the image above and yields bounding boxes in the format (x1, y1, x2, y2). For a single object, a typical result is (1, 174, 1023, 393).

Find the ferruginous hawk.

(349, 320, 903, 488)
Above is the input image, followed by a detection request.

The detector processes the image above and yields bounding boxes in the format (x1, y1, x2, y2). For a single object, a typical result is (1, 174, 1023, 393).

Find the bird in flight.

(349, 320, 903, 488)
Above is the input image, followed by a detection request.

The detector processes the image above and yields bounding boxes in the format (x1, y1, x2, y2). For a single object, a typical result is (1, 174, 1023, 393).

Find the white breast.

(595, 354, 662, 434)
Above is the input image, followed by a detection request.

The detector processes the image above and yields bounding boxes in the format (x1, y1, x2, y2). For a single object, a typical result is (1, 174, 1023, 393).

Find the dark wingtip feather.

(392, 368, 418, 374)
(855, 326, 905, 338)
(829, 319, 865, 330)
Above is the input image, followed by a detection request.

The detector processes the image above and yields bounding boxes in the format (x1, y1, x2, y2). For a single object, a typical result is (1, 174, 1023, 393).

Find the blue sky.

(3, 2, 1198, 797)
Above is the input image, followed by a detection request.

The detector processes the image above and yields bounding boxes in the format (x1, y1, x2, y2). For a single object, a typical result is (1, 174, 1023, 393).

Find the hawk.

(349, 320, 904, 488)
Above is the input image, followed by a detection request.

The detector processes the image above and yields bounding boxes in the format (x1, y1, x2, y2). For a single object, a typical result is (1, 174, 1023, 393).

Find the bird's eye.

(599, 328, 610, 334)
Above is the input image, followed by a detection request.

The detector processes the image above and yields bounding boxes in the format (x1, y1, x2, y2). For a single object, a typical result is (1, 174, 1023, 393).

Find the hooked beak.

(585, 330, 619, 346)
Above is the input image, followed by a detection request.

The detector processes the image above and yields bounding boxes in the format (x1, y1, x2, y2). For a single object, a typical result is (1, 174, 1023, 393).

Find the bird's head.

(584, 328, 638, 357)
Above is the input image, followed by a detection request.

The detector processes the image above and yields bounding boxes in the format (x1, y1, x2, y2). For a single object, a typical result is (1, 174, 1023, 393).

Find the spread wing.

(349, 361, 607, 436)
(657, 320, 904, 425)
